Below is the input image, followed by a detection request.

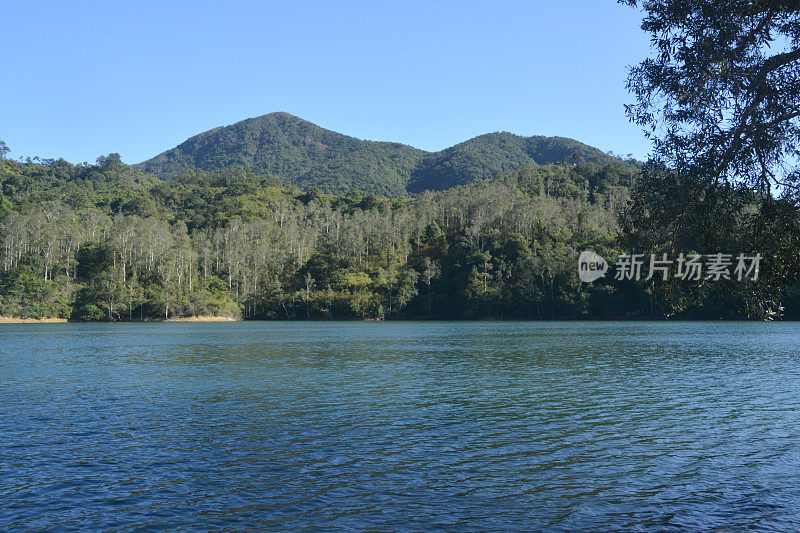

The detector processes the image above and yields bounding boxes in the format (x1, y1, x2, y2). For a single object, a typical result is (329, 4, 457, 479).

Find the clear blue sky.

(1, 0, 651, 164)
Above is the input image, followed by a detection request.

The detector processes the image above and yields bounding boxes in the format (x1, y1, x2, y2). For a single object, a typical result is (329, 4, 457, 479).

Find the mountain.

(134, 113, 425, 197)
(407, 132, 617, 193)
(135, 112, 622, 196)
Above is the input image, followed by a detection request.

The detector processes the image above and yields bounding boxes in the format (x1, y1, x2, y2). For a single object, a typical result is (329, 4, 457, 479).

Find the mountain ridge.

(135, 112, 624, 195)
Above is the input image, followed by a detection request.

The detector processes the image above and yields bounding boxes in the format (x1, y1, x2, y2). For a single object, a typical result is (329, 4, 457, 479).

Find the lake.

(1, 321, 799, 531)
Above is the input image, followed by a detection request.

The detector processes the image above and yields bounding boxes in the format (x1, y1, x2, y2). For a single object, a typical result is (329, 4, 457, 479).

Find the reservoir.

(1, 321, 799, 530)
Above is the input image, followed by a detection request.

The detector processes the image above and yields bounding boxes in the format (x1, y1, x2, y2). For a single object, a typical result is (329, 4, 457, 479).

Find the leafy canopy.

(622, 0, 800, 199)
(136, 113, 622, 196)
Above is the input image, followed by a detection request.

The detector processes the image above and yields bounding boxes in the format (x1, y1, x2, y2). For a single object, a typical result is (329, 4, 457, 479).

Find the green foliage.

(75, 243, 114, 280)
(1, 126, 794, 321)
(616, 2, 800, 319)
(622, 0, 800, 198)
(136, 112, 425, 197)
(0, 260, 72, 318)
(134, 112, 631, 196)
(407, 133, 620, 192)
(621, 164, 800, 319)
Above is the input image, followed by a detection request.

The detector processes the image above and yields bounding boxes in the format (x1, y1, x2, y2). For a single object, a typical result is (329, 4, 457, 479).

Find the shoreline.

(0, 316, 790, 324)
(0, 316, 240, 324)
(165, 316, 240, 322)
(0, 317, 69, 323)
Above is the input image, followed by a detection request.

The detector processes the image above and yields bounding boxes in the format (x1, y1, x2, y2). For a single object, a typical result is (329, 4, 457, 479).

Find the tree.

(621, 1, 800, 317)
(9, 143, 788, 321)
(0, 140, 9, 160)
(622, 0, 800, 199)
(301, 272, 315, 318)
(421, 257, 440, 319)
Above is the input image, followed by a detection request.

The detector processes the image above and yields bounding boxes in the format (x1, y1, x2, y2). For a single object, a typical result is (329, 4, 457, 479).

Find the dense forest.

(5, 2, 800, 322)
(1, 143, 797, 321)
(135, 112, 622, 196)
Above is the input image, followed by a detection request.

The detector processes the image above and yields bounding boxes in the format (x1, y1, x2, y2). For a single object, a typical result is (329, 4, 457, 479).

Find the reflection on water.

(1, 322, 800, 531)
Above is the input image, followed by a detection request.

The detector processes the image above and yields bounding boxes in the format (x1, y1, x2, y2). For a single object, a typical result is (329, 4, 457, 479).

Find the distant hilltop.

(134, 112, 629, 196)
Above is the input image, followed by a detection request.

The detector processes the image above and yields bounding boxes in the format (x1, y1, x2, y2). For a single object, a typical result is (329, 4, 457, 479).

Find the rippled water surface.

(2, 321, 800, 531)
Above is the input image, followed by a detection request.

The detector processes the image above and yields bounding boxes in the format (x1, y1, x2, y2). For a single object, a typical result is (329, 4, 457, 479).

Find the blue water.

(1, 321, 799, 531)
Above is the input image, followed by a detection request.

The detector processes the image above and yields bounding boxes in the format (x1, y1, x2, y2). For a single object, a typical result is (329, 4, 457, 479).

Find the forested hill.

(407, 133, 621, 193)
(135, 113, 425, 197)
(1, 150, 795, 321)
(135, 112, 623, 196)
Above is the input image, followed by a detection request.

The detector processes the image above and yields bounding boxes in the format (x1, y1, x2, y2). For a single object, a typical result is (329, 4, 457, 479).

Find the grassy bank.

(0, 317, 69, 323)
